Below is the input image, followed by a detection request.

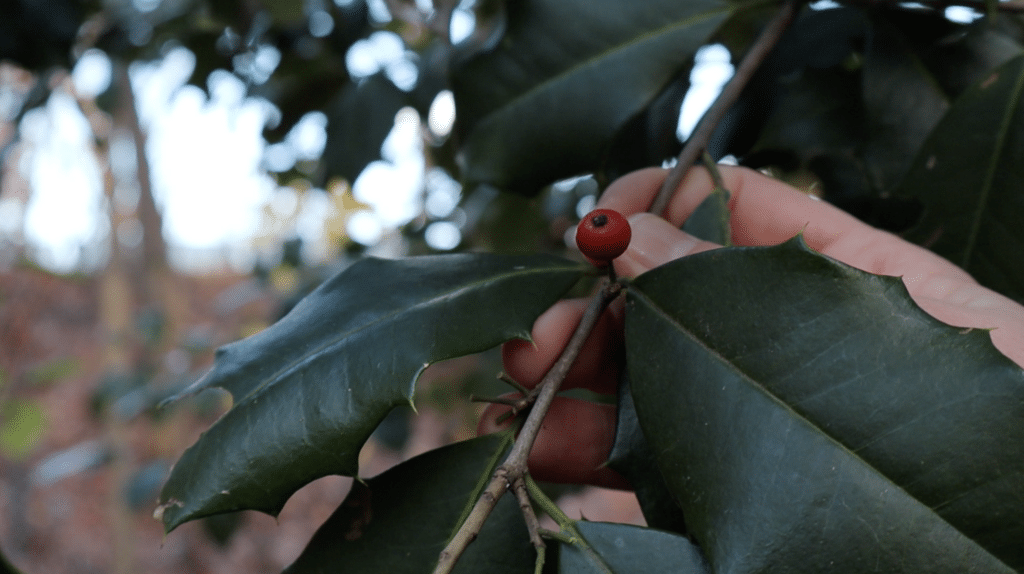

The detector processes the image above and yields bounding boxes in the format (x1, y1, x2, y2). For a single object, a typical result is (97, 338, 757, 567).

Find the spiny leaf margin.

(158, 253, 585, 532)
(284, 432, 537, 574)
(625, 236, 1024, 572)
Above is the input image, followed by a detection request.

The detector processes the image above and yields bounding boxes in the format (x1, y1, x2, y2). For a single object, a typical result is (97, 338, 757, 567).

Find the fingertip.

(614, 213, 718, 277)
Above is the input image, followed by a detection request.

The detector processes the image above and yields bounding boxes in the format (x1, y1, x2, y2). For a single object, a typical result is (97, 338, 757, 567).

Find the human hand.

(478, 165, 1024, 489)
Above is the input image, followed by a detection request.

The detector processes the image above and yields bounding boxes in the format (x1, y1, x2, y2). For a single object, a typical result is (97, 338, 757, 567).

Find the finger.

(477, 397, 628, 489)
(913, 288, 1024, 367)
(600, 166, 975, 278)
(599, 167, 976, 301)
(599, 165, 890, 252)
(613, 213, 718, 278)
(603, 166, 992, 298)
(601, 166, 1024, 368)
(503, 298, 624, 395)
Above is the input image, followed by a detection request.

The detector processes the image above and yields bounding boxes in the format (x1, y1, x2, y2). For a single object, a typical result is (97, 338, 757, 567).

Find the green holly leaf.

(897, 53, 1024, 300)
(451, 0, 733, 194)
(861, 16, 949, 194)
(158, 253, 584, 532)
(285, 433, 536, 574)
(626, 237, 1024, 573)
(558, 522, 708, 573)
(321, 73, 408, 183)
(607, 374, 688, 535)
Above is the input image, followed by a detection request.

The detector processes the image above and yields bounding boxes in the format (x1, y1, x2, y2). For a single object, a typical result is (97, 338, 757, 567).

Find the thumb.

(614, 213, 720, 278)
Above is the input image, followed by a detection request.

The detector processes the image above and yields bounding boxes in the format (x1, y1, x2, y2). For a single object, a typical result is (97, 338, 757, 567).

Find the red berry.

(576, 209, 631, 263)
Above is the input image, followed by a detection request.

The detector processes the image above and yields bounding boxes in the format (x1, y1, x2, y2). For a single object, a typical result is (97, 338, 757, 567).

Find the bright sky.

(18, 90, 107, 272)
(8, 45, 378, 273)
(10, 48, 288, 273)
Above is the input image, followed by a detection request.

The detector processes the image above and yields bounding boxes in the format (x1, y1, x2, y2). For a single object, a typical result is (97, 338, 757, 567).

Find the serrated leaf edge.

(627, 236, 1016, 569)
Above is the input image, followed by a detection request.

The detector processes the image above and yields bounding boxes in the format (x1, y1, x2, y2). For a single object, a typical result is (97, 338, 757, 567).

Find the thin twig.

(498, 372, 531, 395)
(525, 476, 613, 574)
(492, 268, 620, 423)
(512, 476, 545, 550)
(435, 468, 510, 571)
(702, 151, 728, 192)
(433, 279, 624, 574)
(525, 474, 574, 527)
(500, 280, 623, 476)
(469, 395, 522, 406)
(539, 528, 576, 543)
(533, 546, 546, 574)
(649, 0, 801, 216)
(437, 8, 800, 571)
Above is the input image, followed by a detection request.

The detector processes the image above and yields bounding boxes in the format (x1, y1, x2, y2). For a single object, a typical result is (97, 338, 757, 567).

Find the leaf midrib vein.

(239, 265, 571, 403)
(964, 62, 1024, 269)
(486, 3, 734, 118)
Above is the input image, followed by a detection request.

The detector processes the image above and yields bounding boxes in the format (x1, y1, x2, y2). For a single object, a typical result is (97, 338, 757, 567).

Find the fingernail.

(617, 213, 700, 276)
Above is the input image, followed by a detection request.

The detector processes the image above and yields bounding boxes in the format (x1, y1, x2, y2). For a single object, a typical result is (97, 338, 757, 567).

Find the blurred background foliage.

(4, 0, 1018, 277)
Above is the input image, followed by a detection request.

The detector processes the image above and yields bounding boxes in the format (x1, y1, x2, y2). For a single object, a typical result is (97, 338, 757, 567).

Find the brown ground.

(0, 266, 642, 574)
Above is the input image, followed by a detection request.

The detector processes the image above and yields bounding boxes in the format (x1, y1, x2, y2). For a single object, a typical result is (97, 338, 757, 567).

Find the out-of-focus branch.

(650, 0, 800, 216)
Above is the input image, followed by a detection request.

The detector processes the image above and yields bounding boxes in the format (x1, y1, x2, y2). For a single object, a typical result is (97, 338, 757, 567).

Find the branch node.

(433, 276, 625, 573)
(498, 372, 531, 395)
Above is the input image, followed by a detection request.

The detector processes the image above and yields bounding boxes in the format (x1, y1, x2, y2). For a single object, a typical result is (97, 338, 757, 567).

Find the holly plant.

(156, 0, 1024, 572)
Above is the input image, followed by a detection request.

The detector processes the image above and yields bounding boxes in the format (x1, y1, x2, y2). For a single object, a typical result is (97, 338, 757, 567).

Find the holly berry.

(576, 208, 631, 264)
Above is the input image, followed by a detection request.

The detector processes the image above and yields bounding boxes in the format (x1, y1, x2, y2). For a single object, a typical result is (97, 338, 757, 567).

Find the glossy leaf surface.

(558, 522, 708, 574)
(285, 433, 535, 574)
(607, 375, 688, 534)
(915, 21, 1023, 99)
(451, 0, 732, 193)
(158, 254, 584, 531)
(626, 237, 1024, 573)
(897, 53, 1024, 300)
(861, 17, 948, 193)
(682, 184, 731, 246)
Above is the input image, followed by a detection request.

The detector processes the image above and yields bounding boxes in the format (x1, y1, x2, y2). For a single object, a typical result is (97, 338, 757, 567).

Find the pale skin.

(478, 165, 1024, 489)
